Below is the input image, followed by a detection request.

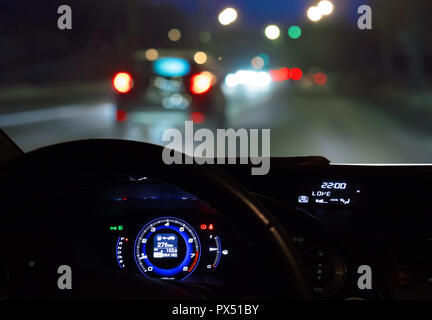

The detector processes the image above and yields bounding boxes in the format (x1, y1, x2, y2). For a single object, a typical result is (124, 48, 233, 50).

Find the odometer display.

(297, 180, 362, 206)
(134, 217, 201, 280)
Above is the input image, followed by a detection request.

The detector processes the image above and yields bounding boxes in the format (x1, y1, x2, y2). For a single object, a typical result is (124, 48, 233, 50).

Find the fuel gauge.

(205, 234, 228, 270)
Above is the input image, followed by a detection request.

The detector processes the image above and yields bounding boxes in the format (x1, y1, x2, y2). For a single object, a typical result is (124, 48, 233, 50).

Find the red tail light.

(313, 72, 327, 85)
(269, 68, 290, 82)
(190, 111, 205, 123)
(116, 109, 128, 122)
(190, 72, 213, 95)
(113, 72, 134, 93)
(290, 68, 303, 81)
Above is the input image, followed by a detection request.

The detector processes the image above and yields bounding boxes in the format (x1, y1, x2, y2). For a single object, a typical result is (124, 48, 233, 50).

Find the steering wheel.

(2, 140, 310, 299)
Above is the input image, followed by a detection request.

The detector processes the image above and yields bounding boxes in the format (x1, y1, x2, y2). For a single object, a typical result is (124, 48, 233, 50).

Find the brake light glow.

(290, 68, 303, 81)
(190, 112, 205, 123)
(113, 72, 134, 93)
(269, 68, 290, 82)
(116, 109, 127, 122)
(190, 72, 212, 95)
(313, 72, 327, 86)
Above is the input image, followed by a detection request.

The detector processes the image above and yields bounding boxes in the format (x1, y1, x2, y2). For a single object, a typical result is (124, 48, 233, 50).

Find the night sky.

(153, 0, 371, 28)
(0, 0, 372, 34)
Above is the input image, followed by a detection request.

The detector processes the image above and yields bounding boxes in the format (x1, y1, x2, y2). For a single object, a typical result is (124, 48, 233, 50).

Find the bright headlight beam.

(224, 73, 238, 87)
(227, 70, 272, 88)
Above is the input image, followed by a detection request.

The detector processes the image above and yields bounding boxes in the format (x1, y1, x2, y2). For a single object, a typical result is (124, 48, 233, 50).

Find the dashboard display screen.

(297, 181, 361, 206)
(153, 233, 178, 259)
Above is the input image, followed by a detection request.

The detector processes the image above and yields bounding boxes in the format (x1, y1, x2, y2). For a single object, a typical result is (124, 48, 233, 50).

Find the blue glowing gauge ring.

(134, 217, 201, 281)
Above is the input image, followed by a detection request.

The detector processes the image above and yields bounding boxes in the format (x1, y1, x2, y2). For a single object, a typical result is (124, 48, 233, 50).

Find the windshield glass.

(1, 0, 431, 163)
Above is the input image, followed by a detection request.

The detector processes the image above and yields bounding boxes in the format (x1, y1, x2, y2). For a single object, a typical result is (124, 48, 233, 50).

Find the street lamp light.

(168, 28, 181, 42)
(318, 1, 334, 15)
(218, 7, 238, 26)
(194, 51, 207, 64)
(264, 24, 280, 40)
(307, 6, 322, 22)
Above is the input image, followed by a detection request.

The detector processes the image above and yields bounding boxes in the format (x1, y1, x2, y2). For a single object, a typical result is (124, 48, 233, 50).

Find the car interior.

(1, 0, 432, 306)
(1, 136, 431, 300)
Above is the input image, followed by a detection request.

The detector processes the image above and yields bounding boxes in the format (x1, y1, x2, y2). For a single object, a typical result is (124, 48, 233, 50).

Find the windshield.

(1, 0, 431, 163)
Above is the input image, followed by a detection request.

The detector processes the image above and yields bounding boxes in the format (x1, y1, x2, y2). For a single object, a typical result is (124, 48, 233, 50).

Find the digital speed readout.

(297, 181, 361, 206)
(153, 233, 178, 259)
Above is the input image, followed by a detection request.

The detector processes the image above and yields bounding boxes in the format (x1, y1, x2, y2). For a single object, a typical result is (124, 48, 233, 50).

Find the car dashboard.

(1, 160, 432, 300)
(222, 162, 432, 300)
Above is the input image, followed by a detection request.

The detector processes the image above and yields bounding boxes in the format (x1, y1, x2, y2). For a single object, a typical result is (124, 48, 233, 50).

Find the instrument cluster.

(106, 216, 231, 281)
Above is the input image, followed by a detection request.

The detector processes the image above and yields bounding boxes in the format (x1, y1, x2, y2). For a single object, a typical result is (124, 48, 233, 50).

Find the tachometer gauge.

(134, 217, 201, 280)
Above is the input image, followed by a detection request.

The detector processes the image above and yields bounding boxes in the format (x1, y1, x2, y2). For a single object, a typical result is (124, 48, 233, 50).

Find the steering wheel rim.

(2, 139, 310, 299)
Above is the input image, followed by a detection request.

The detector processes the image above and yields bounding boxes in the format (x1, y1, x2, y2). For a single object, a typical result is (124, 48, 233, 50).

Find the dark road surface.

(1, 86, 431, 163)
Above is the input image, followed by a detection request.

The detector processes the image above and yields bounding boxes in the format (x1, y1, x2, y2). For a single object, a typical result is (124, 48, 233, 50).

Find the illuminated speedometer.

(134, 217, 201, 280)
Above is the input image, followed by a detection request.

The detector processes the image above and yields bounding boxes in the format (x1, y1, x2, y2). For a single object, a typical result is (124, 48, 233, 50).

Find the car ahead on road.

(1, 131, 432, 301)
(112, 49, 226, 128)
